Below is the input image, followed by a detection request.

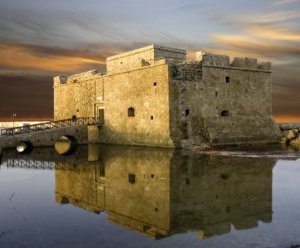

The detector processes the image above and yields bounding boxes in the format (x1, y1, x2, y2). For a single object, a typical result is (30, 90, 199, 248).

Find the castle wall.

(101, 60, 174, 147)
(54, 70, 104, 120)
(106, 44, 186, 74)
(53, 45, 281, 148)
(170, 54, 281, 146)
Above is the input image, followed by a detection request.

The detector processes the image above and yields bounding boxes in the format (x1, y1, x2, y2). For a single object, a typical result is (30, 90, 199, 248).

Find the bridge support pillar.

(88, 125, 101, 143)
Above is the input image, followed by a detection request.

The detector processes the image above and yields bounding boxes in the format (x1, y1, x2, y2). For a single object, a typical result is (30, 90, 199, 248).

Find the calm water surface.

(1, 145, 300, 248)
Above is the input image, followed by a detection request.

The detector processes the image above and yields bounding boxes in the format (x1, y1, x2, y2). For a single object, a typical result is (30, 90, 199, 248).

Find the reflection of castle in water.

(54, 145, 275, 240)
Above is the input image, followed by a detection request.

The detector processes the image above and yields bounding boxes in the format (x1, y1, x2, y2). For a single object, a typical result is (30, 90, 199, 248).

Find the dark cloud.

(0, 75, 53, 119)
(272, 63, 300, 117)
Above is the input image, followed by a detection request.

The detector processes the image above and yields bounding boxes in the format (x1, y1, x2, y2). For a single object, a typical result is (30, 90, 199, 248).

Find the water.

(1, 144, 300, 248)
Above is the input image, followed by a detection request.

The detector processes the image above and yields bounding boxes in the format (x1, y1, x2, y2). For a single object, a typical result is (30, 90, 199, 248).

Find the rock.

(280, 137, 287, 144)
(290, 136, 300, 146)
(283, 130, 295, 140)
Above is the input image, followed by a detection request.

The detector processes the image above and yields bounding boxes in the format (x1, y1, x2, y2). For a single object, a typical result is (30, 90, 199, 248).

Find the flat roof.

(107, 44, 186, 62)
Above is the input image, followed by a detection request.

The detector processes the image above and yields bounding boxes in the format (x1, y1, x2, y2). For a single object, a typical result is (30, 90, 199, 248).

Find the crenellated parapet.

(196, 51, 271, 71)
(54, 70, 103, 87)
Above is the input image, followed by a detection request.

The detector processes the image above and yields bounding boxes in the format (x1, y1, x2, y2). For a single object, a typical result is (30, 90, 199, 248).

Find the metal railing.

(0, 117, 102, 136)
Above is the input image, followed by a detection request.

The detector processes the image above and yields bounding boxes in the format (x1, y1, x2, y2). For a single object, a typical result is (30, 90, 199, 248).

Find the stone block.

(231, 57, 244, 68)
(54, 76, 67, 86)
(283, 130, 295, 140)
(258, 61, 271, 70)
(202, 54, 230, 67)
(244, 58, 257, 69)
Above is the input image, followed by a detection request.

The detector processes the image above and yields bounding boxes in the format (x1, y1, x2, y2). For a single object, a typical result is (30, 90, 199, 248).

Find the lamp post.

(12, 113, 17, 128)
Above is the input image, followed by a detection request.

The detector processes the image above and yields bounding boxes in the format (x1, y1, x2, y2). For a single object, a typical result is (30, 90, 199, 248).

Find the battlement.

(172, 60, 203, 81)
(106, 44, 186, 74)
(196, 51, 271, 71)
(54, 70, 102, 87)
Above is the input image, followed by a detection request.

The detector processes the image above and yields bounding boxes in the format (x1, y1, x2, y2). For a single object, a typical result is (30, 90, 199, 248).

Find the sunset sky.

(0, 0, 299, 121)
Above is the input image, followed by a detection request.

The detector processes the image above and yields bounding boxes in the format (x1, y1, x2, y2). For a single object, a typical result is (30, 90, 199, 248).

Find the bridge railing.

(0, 117, 102, 136)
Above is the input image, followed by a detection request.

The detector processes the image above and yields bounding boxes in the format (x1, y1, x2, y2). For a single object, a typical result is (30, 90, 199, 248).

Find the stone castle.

(54, 44, 281, 148)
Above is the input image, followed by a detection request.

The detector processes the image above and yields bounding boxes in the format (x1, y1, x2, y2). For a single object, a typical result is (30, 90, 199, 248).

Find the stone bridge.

(0, 117, 102, 150)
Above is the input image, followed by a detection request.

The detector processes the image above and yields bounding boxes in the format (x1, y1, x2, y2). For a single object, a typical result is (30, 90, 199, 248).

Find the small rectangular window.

(185, 109, 190, 117)
(225, 76, 230, 83)
(128, 107, 135, 117)
(221, 110, 229, 117)
(128, 174, 136, 184)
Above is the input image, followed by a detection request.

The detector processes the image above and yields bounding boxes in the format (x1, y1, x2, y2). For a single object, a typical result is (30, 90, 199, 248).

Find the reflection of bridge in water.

(1, 146, 89, 169)
(6, 159, 55, 170)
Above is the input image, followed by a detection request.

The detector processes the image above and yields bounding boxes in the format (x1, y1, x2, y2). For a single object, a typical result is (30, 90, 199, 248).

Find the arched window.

(128, 107, 135, 117)
(71, 115, 77, 121)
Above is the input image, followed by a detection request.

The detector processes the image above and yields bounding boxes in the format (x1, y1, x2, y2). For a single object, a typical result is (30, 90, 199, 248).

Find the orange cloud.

(213, 34, 300, 59)
(274, 115, 300, 123)
(0, 42, 106, 74)
(248, 25, 300, 41)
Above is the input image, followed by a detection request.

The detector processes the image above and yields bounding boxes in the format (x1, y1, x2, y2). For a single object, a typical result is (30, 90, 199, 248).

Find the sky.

(0, 0, 299, 121)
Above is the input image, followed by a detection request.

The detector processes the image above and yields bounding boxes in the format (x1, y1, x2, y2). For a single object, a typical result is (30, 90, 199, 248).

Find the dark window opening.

(99, 163, 105, 177)
(225, 76, 230, 83)
(226, 206, 231, 213)
(150, 116, 154, 120)
(185, 109, 190, 117)
(153, 82, 157, 86)
(71, 115, 77, 121)
(221, 110, 229, 117)
(128, 174, 136, 184)
(151, 174, 154, 178)
(220, 174, 229, 180)
(98, 109, 104, 123)
(143, 225, 151, 232)
(128, 107, 135, 117)
(61, 196, 69, 204)
(186, 178, 190, 185)
(215, 92, 218, 97)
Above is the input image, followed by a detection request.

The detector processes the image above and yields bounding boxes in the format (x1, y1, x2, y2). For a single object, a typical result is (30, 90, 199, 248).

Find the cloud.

(0, 41, 108, 74)
(247, 24, 300, 41)
(273, 0, 300, 5)
(213, 34, 300, 59)
(251, 10, 300, 23)
(0, 75, 53, 119)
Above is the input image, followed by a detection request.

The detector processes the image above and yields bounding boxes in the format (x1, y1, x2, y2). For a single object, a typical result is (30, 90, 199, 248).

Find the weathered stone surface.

(0, 125, 88, 149)
(53, 44, 281, 148)
(284, 130, 296, 140)
(290, 136, 300, 146)
(279, 123, 300, 130)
